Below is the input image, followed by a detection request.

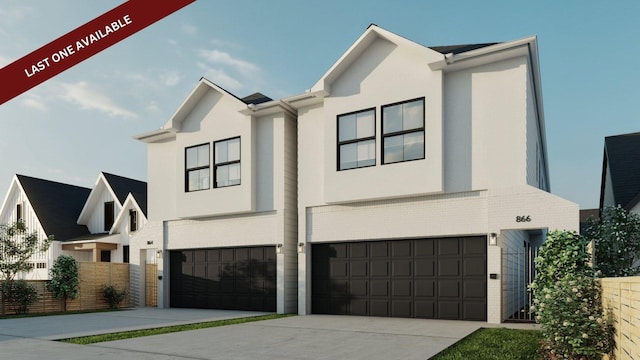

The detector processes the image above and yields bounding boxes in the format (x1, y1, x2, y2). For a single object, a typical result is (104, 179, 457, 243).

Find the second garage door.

(311, 237, 486, 320)
(170, 246, 276, 311)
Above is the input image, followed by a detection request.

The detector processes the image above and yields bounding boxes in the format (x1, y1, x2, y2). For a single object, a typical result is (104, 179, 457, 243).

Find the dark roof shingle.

(17, 175, 91, 241)
(429, 43, 499, 55)
(102, 172, 147, 216)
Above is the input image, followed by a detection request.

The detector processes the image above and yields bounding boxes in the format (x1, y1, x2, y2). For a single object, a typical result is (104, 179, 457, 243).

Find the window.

(16, 203, 23, 222)
(337, 108, 376, 170)
(382, 98, 425, 164)
(101, 250, 111, 263)
(214, 137, 241, 187)
(123, 245, 130, 263)
(104, 201, 114, 232)
(129, 209, 138, 232)
(185, 143, 210, 192)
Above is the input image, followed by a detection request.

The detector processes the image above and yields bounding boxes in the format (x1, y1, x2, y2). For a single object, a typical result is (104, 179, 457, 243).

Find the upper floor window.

(185, 143, 210, 192)
(382, 98, 425, 164)
(104, 201, 114, 232)
(214, 137, 241, 188)
(129, 209, 138, 232)
(337, 108, 376, 170)
(16, 203, 23, 222)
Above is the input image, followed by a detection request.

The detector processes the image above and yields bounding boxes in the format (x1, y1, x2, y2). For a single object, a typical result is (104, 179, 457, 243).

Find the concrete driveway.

(0, 308, 536, 360)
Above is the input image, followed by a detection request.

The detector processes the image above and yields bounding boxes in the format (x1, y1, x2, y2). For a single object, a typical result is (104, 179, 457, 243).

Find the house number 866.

(516, 215, 531, 223)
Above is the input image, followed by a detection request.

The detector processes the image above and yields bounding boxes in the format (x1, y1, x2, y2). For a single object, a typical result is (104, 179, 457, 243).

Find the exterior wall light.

(489, 232, 498, 246)
(276, 243, 283, 254)
(298, 242, 305, 253)
(156, 249, 163, 258)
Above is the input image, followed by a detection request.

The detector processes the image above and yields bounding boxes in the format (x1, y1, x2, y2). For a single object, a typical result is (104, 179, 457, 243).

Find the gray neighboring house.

(600, 132, 640, 214)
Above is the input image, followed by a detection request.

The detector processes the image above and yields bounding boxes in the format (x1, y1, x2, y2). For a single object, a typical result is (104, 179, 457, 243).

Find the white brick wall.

(306, 191, 489, 243)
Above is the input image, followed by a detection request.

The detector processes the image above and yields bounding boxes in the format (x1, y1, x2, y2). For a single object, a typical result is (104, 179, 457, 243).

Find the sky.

(0, 1, 638, 210)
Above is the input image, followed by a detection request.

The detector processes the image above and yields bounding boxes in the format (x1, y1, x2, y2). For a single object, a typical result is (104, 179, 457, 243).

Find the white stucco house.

(0, 172, 147, 279)
(134, 25, 578, 323)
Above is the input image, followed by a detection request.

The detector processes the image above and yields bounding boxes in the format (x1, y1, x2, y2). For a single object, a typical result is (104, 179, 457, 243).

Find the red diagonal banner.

(0, 0, 196, 106)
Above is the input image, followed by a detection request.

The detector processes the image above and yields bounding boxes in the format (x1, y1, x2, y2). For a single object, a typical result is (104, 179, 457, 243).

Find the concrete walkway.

(0, 308, 538, 360)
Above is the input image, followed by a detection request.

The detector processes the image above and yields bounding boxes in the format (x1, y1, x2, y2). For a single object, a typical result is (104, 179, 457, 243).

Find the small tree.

(584, 205, 640, 277)
(46, 255, 79, 312)
(0, 221, 51, 315)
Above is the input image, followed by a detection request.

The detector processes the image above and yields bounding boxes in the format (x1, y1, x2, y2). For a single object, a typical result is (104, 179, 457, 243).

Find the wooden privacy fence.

(1, 262, 129, 315)
(601, 276, 640, 360)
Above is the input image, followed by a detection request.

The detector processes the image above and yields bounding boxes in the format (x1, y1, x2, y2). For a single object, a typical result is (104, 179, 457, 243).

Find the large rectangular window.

(185, 143, 210, 192)
(382, 98, 425, 164)
(214, 137, 241, 188)
(337, 108, 376, 170)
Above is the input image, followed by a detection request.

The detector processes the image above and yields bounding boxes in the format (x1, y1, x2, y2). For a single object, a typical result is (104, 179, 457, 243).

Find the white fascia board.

(0, 175, 19, 219)
(429, 36, 536, 71)
(77, 172, 121, 225)
(240, 100, 297, 117)
(133, 128, 177, 143)
(282, 90, 327, 109)
(109, 193, 145, 235)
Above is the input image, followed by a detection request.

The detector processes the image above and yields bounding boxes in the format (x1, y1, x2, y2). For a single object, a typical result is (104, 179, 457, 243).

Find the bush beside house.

(530, 230, 614, 359)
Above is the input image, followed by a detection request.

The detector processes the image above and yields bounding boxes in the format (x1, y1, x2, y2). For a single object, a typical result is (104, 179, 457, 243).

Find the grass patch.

(430, 327, 542, 360)
(61, 313, 294, 344)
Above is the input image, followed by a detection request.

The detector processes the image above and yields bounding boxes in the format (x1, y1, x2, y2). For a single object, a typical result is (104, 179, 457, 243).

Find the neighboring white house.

(0, 172, 147, 279)
(134, 24, 578, 323)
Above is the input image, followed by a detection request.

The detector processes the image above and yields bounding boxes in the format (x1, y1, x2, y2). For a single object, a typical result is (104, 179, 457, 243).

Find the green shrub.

(2, 280, 38, 314)
(584, 205, 640, 277)
(530, 230, 614, 359)
(46, 255, 79, 312)
(102, 284, 127, 309)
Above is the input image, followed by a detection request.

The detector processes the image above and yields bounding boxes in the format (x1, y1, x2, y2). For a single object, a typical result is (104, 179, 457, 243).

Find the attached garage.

(311, 237, 486, 320)
(170, 246, 276, 312)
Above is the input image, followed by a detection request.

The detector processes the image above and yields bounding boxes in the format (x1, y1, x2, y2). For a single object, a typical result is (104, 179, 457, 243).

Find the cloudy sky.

(0, 0, 638, 209)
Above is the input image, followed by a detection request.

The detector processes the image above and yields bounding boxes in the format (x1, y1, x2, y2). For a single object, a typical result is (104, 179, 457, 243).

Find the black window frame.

(104, 201, 114, 232)
(129, 209, 137, 232)
(336, 107, 376, 171)
(381, 97, 426, 165)
(185, 143, 211, 192)
(213, 136, 241, 188)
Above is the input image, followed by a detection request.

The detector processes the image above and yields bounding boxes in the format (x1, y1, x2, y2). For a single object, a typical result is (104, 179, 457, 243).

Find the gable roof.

(102, 172, 147, 216)
(109, 192, 147, 235)
(310, 24, 444, 93)
(600, 132, 640, 210)
(16, 175, 91, 241)
(77, 172, 147, 226)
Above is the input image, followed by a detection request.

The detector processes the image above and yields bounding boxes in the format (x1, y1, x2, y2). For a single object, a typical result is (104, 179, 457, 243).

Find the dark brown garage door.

(311, 237, 486, 320)
(170, 246, 276, 311)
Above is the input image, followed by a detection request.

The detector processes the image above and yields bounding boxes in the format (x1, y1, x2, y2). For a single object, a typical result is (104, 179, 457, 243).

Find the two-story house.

(134, 25, 578, 323)
(0, 172, 147, 279)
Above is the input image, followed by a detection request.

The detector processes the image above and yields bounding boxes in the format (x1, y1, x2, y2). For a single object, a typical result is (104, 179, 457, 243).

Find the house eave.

(133, 128, 178, 143)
